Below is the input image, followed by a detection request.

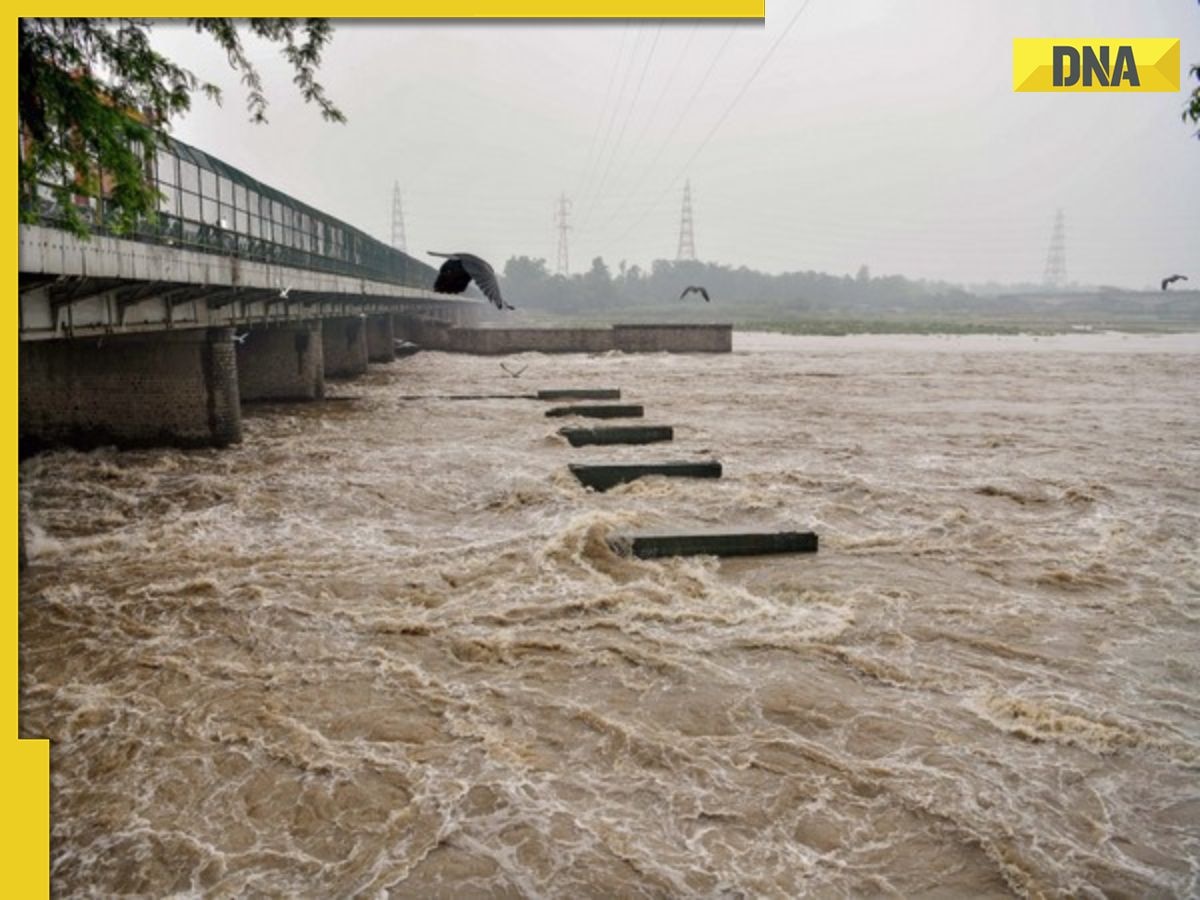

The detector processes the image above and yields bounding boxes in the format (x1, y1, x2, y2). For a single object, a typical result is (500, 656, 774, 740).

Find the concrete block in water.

(537, 388, 621, 400)
(569, 460, 721, 491)
(610, 529, 818, 559)
(546, 404, 644, 419)
(559, 425, 674, 447)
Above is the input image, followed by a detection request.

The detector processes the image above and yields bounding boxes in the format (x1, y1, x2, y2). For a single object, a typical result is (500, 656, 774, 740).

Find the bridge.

(18, 136, 484, 455)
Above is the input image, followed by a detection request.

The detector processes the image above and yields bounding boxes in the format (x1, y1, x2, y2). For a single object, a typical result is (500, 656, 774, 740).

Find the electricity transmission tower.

(1042, 208, 1067, 289)
(676, 179, 696, 261)
(554, 192, 572, 276)
(391, 182, 407, 252)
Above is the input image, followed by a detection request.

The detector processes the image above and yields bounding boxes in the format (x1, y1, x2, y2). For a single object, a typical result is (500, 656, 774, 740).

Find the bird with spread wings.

(429, 252, 514, 310)
(679, 285, 711, 302)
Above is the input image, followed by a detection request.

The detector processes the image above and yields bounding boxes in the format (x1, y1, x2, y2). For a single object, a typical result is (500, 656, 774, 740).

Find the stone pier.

(237, 322, 324, 402)
(393, 312, 451, 348)
(365, 314, 396, 363)
(18, 327, 242, 454)
(321, 316, 369, 378)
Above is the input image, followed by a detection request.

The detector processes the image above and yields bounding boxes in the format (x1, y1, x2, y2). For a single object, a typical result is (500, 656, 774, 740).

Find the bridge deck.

(19, 225, 480, 340)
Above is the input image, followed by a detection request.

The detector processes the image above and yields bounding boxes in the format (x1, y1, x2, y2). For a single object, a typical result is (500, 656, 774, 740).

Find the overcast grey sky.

(151, 3, 1199, 289)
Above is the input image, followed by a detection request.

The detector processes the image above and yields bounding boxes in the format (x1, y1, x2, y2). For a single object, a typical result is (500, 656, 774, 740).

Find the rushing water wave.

(19, 331, 1200, 897)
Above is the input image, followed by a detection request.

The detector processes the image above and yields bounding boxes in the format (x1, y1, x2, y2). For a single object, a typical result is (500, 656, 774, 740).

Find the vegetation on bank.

(501, 256, 1200, 335)
(737, 318, 1200, 336)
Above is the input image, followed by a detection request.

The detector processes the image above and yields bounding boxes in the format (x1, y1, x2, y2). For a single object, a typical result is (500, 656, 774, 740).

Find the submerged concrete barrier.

(569, 460, 721, 491)
(609, 529, 818, 559)
(559, 425, 674, 446)
(545, 404, 644, 419)
(537, 388, 621, 400)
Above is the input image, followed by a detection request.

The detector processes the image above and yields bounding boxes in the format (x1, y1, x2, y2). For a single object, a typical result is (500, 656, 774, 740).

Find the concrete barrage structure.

(19, 327, 242, 455)
(393, 321, 733, 355)
(321, 317, 370, 379)
(366, 315, 396, 363)
(237, 323, 324, 402)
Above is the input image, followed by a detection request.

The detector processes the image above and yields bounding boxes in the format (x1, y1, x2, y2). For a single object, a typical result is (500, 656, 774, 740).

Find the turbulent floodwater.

(19, 331, 1200, 898)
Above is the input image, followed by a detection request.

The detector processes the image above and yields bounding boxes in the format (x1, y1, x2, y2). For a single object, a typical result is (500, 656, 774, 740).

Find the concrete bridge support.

(393, 313, 451, 348)
(237, 322, 324, 402)
(365, 314, 396, 363)
(18, 327, 242, 454)
(321, 316, 369, 379)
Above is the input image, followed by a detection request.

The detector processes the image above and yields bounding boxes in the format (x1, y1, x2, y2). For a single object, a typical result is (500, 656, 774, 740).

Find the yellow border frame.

(10, 15, 48, 897)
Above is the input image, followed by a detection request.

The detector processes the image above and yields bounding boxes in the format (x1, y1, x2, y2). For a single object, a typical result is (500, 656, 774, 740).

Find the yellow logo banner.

(1013, 38, 1180, 92)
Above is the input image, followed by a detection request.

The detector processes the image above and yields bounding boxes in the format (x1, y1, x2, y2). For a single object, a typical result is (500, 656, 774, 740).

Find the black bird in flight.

(429, 252, 514, 310)
(1161, 274, 1189, 291)
(679, 285, 711, 302)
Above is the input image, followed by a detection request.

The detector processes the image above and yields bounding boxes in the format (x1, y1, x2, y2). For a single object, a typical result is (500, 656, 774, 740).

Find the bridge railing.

(21, 134, 438, 290)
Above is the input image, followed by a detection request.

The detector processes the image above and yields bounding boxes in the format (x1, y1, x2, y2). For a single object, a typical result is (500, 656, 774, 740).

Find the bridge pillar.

(321, 316, 369, 379)
(19, 327, 242, 454)
(237, 322, 324, 402)
(393, 313, 451, 350)
(365, 314, 395, 363)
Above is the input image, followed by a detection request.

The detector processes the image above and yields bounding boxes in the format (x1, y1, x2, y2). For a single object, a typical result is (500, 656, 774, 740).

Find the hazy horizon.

(149, 4, 1199, 291)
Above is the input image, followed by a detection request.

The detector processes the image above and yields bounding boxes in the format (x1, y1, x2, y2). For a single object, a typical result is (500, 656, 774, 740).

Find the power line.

(575, 25, 648, 213)
(574, 23, 633, 202)
(598, 0, 816, 258)
(601, 23, 700, 199)
(574, 24, 664, 231)
(584, 26, 738, 242)
(687, 0, 815, 167)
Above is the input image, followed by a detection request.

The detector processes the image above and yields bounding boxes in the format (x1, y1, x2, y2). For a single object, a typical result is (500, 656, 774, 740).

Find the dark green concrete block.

(610, 529, 818, 559)
(546, 404, 644, 419)
(537, 388, 621, 400)
(559, 425, 674, 447)
(569, 460, 721, 491)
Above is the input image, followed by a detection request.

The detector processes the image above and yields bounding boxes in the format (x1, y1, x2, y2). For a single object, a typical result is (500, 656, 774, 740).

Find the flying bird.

(429, 252, 514, 310)
(279, 285, 291, 299)
(679, 285, 711, 302)
(499, 362, 527, 378)
(233, 331, 250, 345)
(1161, 274, 1189, 291)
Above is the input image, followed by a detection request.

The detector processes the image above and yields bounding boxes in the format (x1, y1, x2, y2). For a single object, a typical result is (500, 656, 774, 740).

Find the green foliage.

(1187, 2, 1200, 139)
(499, 255, 1200, 334)
(19, 18, 343, 237)
(1186, 63, 1200, 139)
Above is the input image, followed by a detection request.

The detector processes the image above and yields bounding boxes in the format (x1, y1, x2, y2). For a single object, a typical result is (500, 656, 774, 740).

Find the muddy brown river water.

(19, 331, 1200, 897)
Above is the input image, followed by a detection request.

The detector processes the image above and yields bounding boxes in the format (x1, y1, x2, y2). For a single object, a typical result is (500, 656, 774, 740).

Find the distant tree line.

(500, 255, 974, 316)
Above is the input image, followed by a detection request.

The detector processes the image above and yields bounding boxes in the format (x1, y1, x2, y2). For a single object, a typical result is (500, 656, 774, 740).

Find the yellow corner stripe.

(28, 3, 765, 16)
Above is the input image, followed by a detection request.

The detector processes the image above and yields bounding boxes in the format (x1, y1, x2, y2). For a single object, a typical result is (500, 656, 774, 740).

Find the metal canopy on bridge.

(18, 136, 480, 339)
